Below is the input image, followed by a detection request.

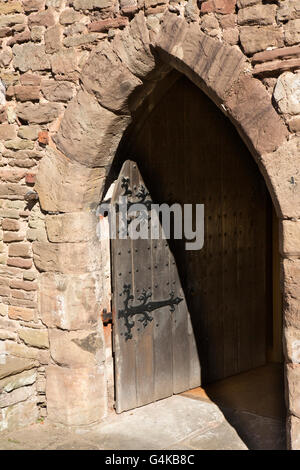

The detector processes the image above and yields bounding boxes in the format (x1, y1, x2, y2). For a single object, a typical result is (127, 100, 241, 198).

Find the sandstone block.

(288, 415, 300, 450)
(49, 329, 104, 367)
(16, 102, 63, 124)
(237, 4, 276, 26)
(288, 116, 300, 133)
(286, 363, 300, 418)
(284, 327, 300, 364)
(0, 384, 35, 408)
(4, 138, 34, 150)
(35, 148, 106, 212)
(240, 25, 284, 55)
(73, 0, 113, 9)
(39, 272, 101, 330)
(63, 32, 102, 48)
(112, 11, 156, 79)
(8, 242, 31, 257)
(285, 19, 300, 46)
(88, 17, 129, 32)
(0, 395, 38, 432)
(0, 1, 22, 14)
(51, 50, 78, 75)
(280, 220, 300, 256)
(17, 125, 40, 140)
(7, 258, 33, 269)
(18, 328, 49, 349)
(0, 369, 36, 393)
(14, 85, 40, 102)
(260, 137, 300, 218)
(10, 280, 37, 291)
(45, 212, 97, 243)
(41, 80, 74, 102)
(44, 24, 62, 54)
(156, 14, 245, 103)
(46, 365, 107, 425)
(81, 42, 142, 113)
(20, 73, 41, 86)
(33, 240, 101, 273)
(201, 0, 235, 15)
(59, 8, 82, 25)
(225, 76, 288, 156)
(28, 9, 55, 28)
(277, 0, 300, 22)
(2, 219, 20, 231)
(13, 43, 51, 72)
(23, 0, 45, 12)
(0, 14, 24, 29)
(0, 124, 17, 140)
(0, 356, 37, 380)
(274, 72, 300, 115)
(53, 90, 131, 168)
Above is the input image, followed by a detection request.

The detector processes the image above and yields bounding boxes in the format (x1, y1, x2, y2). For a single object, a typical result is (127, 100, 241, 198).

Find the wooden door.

(115, 75, 273, 385)
(111, 160, 201, 413)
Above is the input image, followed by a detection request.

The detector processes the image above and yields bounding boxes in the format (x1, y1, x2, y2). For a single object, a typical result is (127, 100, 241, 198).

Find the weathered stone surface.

(284, 19, 300, 46)
(2, 219, 19, 231)
(200, 13, 220, 37)
(10, 279, 37, 291)
(288, 415, 300, 450)
(8, 306, 35, 321)
(18, 328, 49, 349)
(45, 212, 97, 243)
(277, 0, 300, 22)
(17, 125, 40, 140)
(112, 11, 156, 79)
(12, 43, 51, 72)
(237, 4, 276, 26)
(288, 116, 300, 133)
(283, 258, 300, 300)
(0, 357, 37, 380)
(23, 0, 45, 12)
(201, 0, 236, 15)
(260, 137, 300, 218)
(33, 240, 101, 273)
(16, 102, 63, 124)
(39, 272, 101, 330)
(7, 30, 31, 47)
(284, 327, 300, 364)
(0, 14, 24, 28)
(280, 220, 300, 256)
(0, 369, 36, 393)
(0, 395, 38, 432)
(20, 73, 41, 86)
(8, 243, 31, 258)
(41, 80, 74, 102)
(81, 42, 142, 113)
(59, 8, 82, 24)
(28, 8, 55, 28)
(73, 0, 113, 9)
(14, 85, 40, 102)
(0, 329, 17, 341)
(274, 72, 300, 115)
(240, 25, 284, 55)
(51, 50, 78, 75)
(184, 0, 199, 22)
(63, 32, 102, 48)
(44, 24, 62, 54)
(0, 49, 12, 67)
(0, 384, 35, 408)
(4, 137, 34, 150)
(46, 365, 107, 425)
(0, 124, 17, 140)
(49, 329, 104, 367)
(286, 363, 300, 418)
(225, 76, 288, 156)
(88, 16, 129, 32)
(54, 90, 130, 168)
(0, 1, 22, 14)
(35, 148, 106, 212)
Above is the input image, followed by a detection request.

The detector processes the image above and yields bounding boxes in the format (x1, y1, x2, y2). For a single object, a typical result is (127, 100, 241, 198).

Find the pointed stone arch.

(34, 10, 300, 447)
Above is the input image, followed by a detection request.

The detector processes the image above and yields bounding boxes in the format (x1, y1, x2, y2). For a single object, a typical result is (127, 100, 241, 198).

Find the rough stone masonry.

(0, 0, 299, 449)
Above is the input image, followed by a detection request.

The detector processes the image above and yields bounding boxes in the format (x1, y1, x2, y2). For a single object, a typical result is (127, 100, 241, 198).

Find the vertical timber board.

(112, 161, 137, 413)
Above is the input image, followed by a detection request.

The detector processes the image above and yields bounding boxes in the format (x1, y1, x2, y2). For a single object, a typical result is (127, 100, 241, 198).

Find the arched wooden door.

(112, 74, 276, 407)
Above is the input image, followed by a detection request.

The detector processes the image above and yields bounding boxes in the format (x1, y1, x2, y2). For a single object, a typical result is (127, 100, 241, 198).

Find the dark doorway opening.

(111, 73, 286, 449)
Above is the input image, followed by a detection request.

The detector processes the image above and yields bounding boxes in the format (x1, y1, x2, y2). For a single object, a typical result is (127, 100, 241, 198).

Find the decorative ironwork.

(119, 284, 183, 341)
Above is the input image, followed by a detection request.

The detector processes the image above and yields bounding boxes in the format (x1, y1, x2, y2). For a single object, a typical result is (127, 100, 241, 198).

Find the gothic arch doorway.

(110, 73, 286, 448)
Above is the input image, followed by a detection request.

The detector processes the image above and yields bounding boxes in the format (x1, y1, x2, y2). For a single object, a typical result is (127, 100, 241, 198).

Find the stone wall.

(0, 0, 299, 447)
